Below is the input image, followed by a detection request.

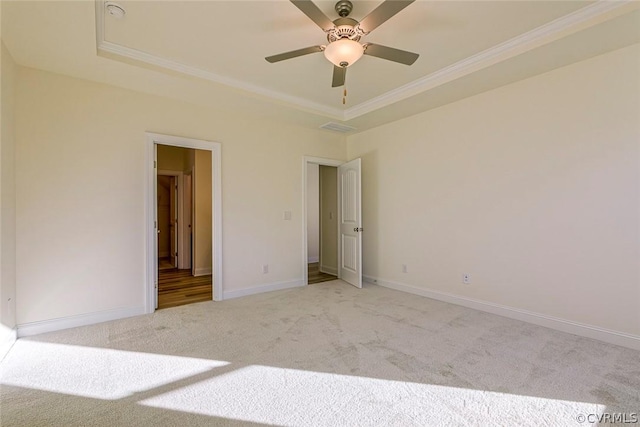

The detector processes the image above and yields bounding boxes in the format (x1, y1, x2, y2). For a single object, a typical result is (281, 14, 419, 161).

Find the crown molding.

(94, 1, 343, 120)
(95, 0, 635, 124)
(343, 0, 637, 121)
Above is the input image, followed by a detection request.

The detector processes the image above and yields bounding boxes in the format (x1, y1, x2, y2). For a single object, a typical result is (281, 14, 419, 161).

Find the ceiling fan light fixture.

(323, 39, 364, 67)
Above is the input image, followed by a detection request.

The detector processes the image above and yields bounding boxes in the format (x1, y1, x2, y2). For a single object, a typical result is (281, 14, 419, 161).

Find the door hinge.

(154, 160, 157, 168)
(154, 221, 157, 229)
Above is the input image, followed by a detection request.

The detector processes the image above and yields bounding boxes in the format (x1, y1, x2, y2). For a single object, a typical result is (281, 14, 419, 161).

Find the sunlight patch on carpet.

(138, 364, 607, 426)
(1, 340, 609, 425)
(0, 340, 229, 400)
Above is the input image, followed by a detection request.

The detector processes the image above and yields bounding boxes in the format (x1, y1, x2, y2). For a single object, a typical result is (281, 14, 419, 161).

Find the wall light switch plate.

(283, 211, 292, 220)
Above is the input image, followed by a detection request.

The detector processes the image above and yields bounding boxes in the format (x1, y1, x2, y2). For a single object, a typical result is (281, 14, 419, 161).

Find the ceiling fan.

(265, 0, 419, 88)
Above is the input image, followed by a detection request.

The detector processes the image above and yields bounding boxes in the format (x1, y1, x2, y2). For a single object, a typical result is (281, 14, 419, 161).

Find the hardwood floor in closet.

(158, 268, 212, 309)
(308, 262, 336, 285)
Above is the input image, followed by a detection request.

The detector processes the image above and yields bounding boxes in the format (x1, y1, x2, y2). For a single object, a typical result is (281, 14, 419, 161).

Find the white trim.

(223, 280, 304, 300)
(146, 132, 223, 313)
(194, 267, 212, 276)
(319, 265, 338, 276)
(308, 256, 319, 263)
(17, 306, 146, 338)
(0, 328, 17, 361)
(183, 169, 194, 271)
(94, 1, 342, 121)
(302, 157, 345, 286)
(95, 0, 634, 121)
(303, 157, 345, 167)
(363, 275, 640, 351)
(344, 0, 636, 120)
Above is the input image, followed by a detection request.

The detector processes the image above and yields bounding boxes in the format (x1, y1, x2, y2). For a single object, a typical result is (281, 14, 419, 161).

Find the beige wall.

(1, 41, 17, 340)
(14, 67, 346, 325)
(319, 166, 337, 273)
(194, 149, 212, 275)
(157, 144, 189, 172)
(307, 163, 319, 262)
(347, 44, 640, 336)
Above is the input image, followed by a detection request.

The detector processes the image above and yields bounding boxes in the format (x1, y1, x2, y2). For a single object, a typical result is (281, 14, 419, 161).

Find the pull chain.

(342, 69, 348, 105)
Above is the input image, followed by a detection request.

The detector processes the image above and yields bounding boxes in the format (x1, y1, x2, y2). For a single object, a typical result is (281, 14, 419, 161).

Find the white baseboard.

(194, 267, 212, 276)
(320, 265, 338, 276)
(0, 327, 17, 361)
(223, 279, 304, 300)
(308, 256, 319, 263)
(364, 275, 640, 351)
(17, 306, 146, 338)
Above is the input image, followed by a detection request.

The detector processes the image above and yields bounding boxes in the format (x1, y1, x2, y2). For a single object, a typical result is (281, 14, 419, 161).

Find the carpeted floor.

(1, 280, 638, 426)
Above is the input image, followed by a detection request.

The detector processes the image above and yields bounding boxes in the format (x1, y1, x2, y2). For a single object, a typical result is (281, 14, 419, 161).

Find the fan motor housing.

(334, 0, 353, 17)
(327, 18, 362, 43)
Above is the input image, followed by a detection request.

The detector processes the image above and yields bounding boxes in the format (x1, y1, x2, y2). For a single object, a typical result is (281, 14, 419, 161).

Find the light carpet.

(1, 280, 638, 426)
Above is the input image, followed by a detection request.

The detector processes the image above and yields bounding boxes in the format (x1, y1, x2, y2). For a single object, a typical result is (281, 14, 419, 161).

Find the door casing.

(302, 156, 347, 286)
(146, 132, 222, 313)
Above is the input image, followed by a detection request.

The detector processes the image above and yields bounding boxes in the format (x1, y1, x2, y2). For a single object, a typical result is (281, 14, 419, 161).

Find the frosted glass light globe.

(324, 39, 364, 67)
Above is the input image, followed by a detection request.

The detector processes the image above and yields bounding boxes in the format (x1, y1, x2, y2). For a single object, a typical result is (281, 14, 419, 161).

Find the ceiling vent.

(320, 122, 357, 133)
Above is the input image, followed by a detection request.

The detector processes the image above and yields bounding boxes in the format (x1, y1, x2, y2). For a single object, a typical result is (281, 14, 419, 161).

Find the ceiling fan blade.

(290, 0, 335, 32)
(265, 45, 324, 63)
(357, 0, 414, 34)
(332, 66, 346, 87)
(364, 43, 419, 65)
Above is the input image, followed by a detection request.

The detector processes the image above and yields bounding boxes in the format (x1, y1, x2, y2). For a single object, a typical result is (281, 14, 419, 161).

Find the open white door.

(338, 158, 362, 288)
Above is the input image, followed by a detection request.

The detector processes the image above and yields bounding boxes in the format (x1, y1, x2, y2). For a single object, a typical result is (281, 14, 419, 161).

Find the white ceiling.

(2, 1, 639, 133)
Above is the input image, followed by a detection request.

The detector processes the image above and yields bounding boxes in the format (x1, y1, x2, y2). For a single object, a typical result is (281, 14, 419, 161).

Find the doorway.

(303, 156, 362, 288)
(146, 133, 222, 314)
(157, 174, 178, 270)
(156, 145, 212, 309)
(307, 163, 338, 284)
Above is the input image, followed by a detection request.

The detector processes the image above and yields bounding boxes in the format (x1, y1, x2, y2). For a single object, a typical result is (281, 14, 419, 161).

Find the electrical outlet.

(402, 264, 408, 273)
(262, 264, 269, 274)
(463, 274, 471, 284)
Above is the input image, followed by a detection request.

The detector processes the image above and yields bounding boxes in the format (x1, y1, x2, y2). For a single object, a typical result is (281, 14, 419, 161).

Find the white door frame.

(182, 169, 193, 273)
(146, 132, 222, 313)
(302, 156, 344, 285)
